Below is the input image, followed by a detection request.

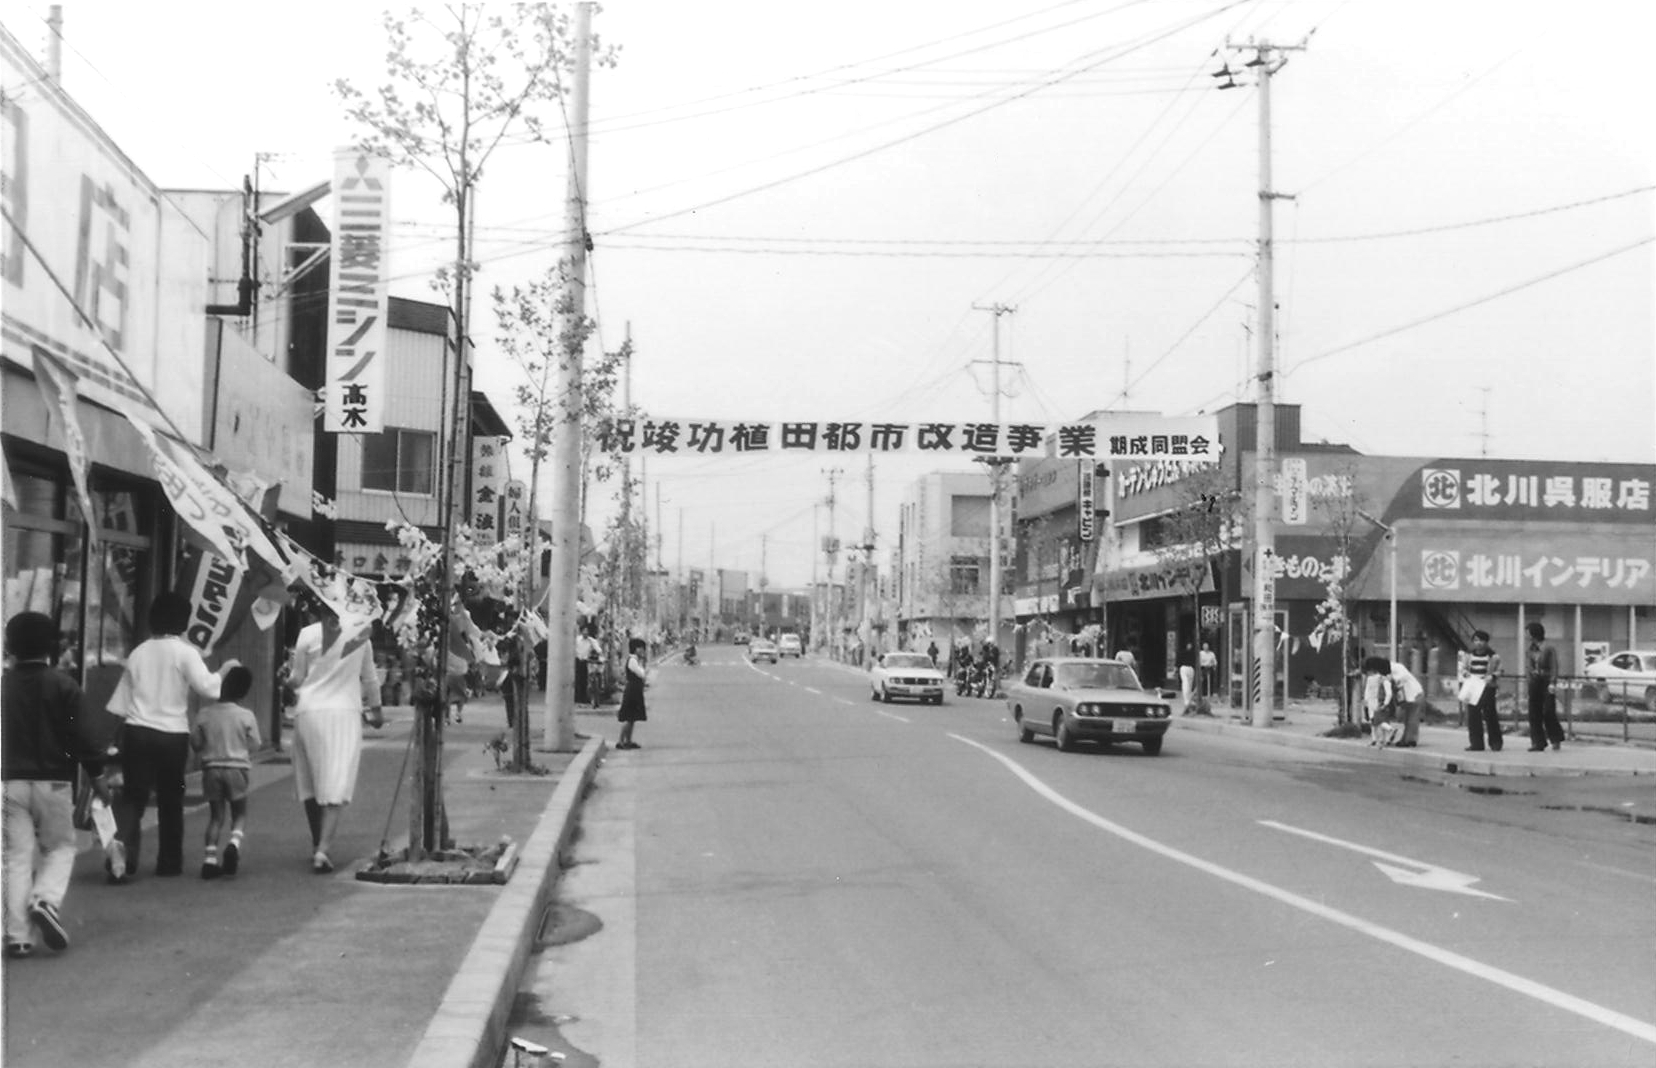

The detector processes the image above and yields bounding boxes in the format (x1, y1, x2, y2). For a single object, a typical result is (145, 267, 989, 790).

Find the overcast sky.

(15, 0, 1655, 589)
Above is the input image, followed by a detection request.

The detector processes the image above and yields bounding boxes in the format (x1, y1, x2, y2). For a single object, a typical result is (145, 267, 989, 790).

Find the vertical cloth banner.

(30, 347, 99, 549)
(120, 403, 286, 572)
(471, 436, 504, 545)
(323, 148, 391, 433)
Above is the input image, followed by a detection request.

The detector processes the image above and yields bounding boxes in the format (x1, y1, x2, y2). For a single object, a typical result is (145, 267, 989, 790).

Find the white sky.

(13, 0, 1655, 589)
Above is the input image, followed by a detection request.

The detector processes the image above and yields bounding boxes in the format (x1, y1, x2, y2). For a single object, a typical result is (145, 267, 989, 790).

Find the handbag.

(1457, 675, 1486, 705)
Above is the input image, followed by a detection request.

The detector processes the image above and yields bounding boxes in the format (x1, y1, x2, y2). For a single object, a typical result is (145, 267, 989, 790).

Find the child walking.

(3, 612, 109, 957)
(191, 667, 262, 879)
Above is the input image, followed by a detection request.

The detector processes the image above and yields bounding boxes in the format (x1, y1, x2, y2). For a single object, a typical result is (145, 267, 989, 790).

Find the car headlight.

(1076, 703, 1098, 716)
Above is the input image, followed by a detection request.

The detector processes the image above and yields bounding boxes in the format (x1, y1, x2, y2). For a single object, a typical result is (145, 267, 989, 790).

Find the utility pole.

(1224, 36, 1304, 728)
(812, 504, 821, 651)
(863, 453, 876, 651)
(544, 1, 594, 751)
(972, 302, 1016, 656)
(823, 468, 843, 657)
(1477, 387, 1492, 457)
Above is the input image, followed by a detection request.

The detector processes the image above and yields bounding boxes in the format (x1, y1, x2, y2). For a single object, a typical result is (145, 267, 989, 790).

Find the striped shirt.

(1466, 651, 1494, 676)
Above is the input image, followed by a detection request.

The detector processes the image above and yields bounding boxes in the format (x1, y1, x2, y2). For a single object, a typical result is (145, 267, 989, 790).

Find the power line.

(1287, 234, 1655, 377)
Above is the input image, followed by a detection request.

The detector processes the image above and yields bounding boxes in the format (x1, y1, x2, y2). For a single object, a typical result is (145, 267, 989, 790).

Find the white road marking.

(803, 687, 822, 695)
(1259, 820, 1510, 900)
(950, 733, 1656, 1047)
(873, 708, 911, 723)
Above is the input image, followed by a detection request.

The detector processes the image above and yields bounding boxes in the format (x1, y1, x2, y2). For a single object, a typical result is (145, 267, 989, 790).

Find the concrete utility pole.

(823, 468, 843, 655)
(972, 302, 1016, 655)
(1226, 37, 1304, 728)
(544, 1, 594, 751)
(863, 453, 876, 646)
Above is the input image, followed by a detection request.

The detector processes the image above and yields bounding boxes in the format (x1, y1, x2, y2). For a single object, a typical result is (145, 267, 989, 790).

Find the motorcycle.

(684, 645, 699, 667)
(954, 663, 976, 697)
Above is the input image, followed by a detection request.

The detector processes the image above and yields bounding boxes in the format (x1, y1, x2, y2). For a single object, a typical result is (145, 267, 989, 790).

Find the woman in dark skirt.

(616, 637, 648, 749)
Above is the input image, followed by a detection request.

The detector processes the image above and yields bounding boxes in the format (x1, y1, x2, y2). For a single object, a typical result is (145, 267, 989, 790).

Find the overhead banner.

(597, 414, 1219, 460)
(323, 148, 391, 433)
(30, 347, 99, 547)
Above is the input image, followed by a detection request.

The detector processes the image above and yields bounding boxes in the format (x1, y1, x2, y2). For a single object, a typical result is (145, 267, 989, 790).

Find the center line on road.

(803, 687, 822, 695)
(949, 733, 1656, 1048)
(874, 708, 910, 723)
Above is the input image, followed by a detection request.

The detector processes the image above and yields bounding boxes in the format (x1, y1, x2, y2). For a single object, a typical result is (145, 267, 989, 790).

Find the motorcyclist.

(685, 641, 698, 666)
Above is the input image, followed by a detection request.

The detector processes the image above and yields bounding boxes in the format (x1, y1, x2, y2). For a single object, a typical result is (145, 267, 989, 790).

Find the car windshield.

(1054, 662, 1140, 690)
(884, 654, 932, 670)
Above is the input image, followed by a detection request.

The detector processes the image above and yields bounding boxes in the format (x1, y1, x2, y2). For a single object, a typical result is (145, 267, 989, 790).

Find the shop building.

(893, 470, 1008, 656)
(1009, 449, 1105, 668)
(1099, 403, 1656, 705)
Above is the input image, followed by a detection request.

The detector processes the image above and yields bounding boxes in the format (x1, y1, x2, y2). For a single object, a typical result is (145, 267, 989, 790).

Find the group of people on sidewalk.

(2, 592, 382, 959)
(1358, 622, 1568, 754)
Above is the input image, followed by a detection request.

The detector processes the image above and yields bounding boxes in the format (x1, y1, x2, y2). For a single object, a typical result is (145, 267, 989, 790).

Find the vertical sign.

(471, 437, 503, 546)
(1281, 457, 1308, 525)
(500, 479, 527, 564)
(324, 149, 390, 433)
(1077, 461, 1096, 542)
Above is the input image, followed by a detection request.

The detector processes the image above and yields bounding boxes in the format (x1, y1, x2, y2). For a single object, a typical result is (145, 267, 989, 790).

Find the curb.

(1175, 717, 1654, 778)
(405, 733, 607, 1068)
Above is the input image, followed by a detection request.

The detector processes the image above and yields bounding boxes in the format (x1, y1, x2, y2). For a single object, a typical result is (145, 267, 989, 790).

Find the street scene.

(2, 2, 1653, 1066)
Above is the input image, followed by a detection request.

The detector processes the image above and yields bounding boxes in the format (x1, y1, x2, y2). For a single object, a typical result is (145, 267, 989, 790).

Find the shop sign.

(598, 414, 1219, 461)
(1077, 464, 1096, 542)
(323, 148, 391, 433)
(1097, 559, 1214, 602)
(500, 480, 527, 565)
(471, 436, 505, 546)
(1115, 457, 1220, 499)
(1, 33, 210, 443)
(334, 542, 416, 577)
(1414, 462, 1652, 523)
(1418, 549, 1653, 594)
(1280, 458, 1308, 525)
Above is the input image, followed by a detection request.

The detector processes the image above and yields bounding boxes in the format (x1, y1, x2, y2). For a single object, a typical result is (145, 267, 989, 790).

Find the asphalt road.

(526, 645, 1656, 1067)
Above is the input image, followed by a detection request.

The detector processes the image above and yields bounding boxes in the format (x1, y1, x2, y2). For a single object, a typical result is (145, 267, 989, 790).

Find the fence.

(1446, 673, 1656, 747)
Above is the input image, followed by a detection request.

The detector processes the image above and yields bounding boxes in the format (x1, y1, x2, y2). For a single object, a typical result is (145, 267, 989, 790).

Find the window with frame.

(949, 554, 981, 596)
(361, 428, 436, 495)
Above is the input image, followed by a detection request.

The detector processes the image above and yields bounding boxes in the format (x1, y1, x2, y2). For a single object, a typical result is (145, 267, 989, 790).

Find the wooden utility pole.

(972, 302, 1016, 656)
(543, 1, 593, 751)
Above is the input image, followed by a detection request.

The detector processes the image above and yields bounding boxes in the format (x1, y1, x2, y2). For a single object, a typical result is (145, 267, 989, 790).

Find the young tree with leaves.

(335, 2, 612, 855)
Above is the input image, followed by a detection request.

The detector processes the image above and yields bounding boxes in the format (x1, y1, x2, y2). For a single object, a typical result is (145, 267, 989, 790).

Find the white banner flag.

(324, 149, 391, 433)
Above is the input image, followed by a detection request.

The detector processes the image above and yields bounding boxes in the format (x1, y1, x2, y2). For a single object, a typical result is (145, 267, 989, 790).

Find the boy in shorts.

(191, 667, 262, 879)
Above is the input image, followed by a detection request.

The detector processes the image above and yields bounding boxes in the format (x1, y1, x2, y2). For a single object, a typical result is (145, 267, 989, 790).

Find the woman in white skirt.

(289, 605, 380, 873)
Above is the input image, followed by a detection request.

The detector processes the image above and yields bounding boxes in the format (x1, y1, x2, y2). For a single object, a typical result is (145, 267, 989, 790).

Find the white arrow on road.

(1259, 820, 1511, 900)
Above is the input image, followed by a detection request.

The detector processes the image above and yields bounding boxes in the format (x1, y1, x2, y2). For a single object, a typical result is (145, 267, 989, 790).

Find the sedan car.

(1583, 650, 1656, 709)
(777, 634, 803, 658)
(748, 639, 779, 664)
(869, 651, 946, 705)
(1004, 657, 1174, 755)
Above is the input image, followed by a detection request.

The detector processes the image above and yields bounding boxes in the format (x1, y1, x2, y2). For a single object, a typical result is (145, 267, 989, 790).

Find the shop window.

(2, 467, 83, 643)
(362, 428, 436, 495)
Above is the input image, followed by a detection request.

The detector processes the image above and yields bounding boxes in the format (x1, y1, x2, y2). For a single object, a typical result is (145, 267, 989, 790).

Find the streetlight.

(1356, 509, 1397, 661)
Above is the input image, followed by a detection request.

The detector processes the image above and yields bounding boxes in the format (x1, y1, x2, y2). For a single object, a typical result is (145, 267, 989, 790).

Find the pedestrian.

(105, 593, 236, 881)
(574, 624, 594, 707)
(1198, 642, 1218, 697)
(1524, 621, 1565, 752)
(3, 612, 110, 957)
(1360, 660, 1399, 746)
(289, 601, 381, 874)
(191, 666, 262, 880)
(1363, 656, 1424, 747)
(927, 640, 939, 668)
(616, 637, 648, 750)
(1179, 658, 1196, 706)
(1460, 629, 1504, 752)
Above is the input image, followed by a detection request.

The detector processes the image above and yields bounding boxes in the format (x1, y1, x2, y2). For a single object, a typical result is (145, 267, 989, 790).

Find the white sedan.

(1583, 650, 1656, 709)
(869, 651, 946, 705)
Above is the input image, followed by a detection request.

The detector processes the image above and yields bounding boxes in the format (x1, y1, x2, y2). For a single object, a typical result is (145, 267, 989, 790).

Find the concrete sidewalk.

(1174, 695, 1656, 779)
(0, 693, 607, 1068)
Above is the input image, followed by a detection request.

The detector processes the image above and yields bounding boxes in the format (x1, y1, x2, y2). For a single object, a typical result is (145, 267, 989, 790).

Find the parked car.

(777, 634, 803, 658)
(869, 651, 946, 705)
(733, 630, 750, 645)
(1583, 650, 1656, 709)
(749, 638, 779, 664)
(1003, 657, 1174, 755)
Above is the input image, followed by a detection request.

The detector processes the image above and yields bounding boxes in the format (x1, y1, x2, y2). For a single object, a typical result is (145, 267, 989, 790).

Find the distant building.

(894, 470, 1009, 653)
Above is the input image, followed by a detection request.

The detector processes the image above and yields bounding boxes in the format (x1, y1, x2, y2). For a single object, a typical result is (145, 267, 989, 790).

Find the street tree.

(334, 1, 614, 854)
(1308, 461, 1369, 726)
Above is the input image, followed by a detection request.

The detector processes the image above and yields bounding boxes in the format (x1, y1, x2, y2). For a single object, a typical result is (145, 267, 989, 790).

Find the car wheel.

(1141, 736, 1163, 756)
(1054, 714, 1074, 752)
(879, 684, 890, 703)
(1016, 711, 1034, 743)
